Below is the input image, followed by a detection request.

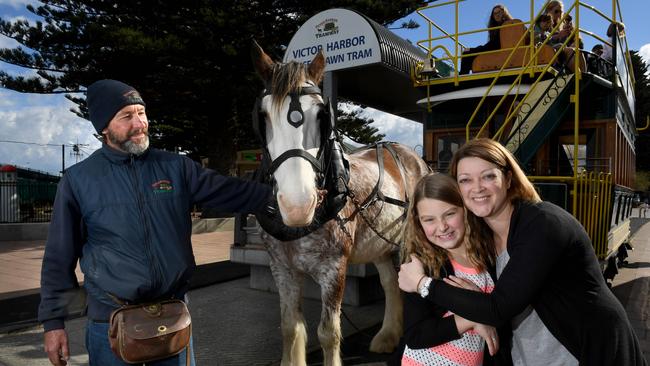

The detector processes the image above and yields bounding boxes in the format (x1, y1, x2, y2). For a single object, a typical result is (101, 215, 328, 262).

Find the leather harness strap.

(345, 143, 410, 223)
(269, 148, 323, 174)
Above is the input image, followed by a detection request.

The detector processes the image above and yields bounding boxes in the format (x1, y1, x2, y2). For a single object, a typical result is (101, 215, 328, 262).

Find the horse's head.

(252, 42, 329, 227)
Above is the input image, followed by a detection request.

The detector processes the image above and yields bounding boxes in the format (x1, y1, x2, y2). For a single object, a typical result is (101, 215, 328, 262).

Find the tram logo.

(151, 179, 173, 193)
(315, 18, 339, 38)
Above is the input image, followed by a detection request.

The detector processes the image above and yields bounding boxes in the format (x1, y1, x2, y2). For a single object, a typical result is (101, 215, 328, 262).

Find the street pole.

(61, 144, 65, 175)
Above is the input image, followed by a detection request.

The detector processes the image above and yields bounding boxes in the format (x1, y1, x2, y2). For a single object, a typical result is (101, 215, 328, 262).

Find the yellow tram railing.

(412, 0, 633, 258)
(528, 173, 613, 259)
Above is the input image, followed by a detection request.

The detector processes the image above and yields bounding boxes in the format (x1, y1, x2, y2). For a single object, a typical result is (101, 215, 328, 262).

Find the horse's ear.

(251, 40, 275, 82)
(307, 50, 326, 85)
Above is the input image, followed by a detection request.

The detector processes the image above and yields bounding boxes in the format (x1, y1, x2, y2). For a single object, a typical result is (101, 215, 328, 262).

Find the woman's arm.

(402, 291, 462, 349)
(425, 204, 567, 326)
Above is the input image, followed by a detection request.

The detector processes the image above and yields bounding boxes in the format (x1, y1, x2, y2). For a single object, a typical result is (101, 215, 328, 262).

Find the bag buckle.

(144, 303, 162, 316)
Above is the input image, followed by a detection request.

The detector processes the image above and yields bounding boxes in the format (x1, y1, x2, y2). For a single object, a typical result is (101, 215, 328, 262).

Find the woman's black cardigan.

(389, 261, 512, 366)
(424, 200, 646, 366)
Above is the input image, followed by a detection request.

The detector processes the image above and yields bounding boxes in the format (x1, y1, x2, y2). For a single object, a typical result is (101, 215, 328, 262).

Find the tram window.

(615, 195, 623, 225)
(561, 143, 587, 174)
(435, 134, 465, 172)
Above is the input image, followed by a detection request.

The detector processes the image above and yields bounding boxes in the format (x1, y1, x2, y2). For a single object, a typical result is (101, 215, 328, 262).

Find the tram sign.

(284, 8, 381, 71)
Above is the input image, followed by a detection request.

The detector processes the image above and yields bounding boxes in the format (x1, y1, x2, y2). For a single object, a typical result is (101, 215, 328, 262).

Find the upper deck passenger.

(460, 4, 513, 74)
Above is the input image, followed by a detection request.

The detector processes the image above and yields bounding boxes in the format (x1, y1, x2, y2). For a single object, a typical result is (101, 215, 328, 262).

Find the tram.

(410, 0, 641, 279)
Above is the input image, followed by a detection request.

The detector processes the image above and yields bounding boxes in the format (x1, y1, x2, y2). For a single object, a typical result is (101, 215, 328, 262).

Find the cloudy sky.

(0, 0, 648, 175)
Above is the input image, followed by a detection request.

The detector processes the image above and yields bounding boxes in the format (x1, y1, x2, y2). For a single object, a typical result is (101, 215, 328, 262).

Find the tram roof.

(284, 8, 428, 122)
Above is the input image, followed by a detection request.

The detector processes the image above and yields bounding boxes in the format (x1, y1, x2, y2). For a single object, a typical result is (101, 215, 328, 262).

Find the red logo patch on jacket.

(152, 179, 173, 193)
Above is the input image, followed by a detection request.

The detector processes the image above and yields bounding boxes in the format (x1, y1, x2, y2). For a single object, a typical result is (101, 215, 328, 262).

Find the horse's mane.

(270, 61, 308, 112)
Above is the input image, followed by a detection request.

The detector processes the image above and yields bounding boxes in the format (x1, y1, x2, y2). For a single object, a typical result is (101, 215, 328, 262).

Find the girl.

(398, 173, 503, 366)
(399, 139, 646, 365)
(545, 0, 585, 73)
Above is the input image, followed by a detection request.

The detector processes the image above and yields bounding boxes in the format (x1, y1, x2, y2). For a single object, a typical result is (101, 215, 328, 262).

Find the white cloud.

(0, 34, 20, 49)
(0, 89, 101, 175)
(340, 103, 423, 155)
(639, 43, 650, 68)
(0, 0, 37, 10)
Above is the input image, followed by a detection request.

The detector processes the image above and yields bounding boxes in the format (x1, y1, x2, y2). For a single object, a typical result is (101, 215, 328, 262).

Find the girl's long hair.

(449, 138, 541, 254)
(488, 4, 513, 44)
(401, 173, 495, 278)
(545, 0, 565, 29)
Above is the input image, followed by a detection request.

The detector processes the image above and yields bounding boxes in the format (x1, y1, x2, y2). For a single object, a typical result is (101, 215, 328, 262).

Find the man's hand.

(44, 329, 69, 366)
(398, 255, 426, 293)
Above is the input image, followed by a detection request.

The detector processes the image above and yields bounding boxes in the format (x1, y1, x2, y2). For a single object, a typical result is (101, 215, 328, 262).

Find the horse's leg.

(269, 261, 308, 366)
(369, 256, 403, 353)
(316, 259, 346, 366)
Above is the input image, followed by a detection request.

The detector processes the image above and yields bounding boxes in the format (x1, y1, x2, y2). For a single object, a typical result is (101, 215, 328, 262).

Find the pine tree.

(0, 0, 426, 172)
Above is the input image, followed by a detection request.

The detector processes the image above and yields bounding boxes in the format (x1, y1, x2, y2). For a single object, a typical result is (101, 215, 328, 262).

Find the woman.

(460, 4, 513, 74)
(397, 173, 504, 366)
(545, 0, 585, 73)
(399, 139, 646, 365)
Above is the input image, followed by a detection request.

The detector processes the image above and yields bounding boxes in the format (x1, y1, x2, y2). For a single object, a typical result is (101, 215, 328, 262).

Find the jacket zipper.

(129, 155, 161, 292)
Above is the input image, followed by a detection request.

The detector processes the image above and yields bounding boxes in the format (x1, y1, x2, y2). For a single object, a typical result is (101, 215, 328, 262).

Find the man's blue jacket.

(38, 145, 271, 331)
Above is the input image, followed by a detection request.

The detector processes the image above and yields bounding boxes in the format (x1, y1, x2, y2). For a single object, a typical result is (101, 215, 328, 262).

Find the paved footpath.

(0, 218, 649, 365)
(611, 216, 650, 360)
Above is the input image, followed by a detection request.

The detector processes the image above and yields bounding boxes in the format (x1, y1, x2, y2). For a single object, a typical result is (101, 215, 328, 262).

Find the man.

(38, 79, 271, 365)
(591, 44, 604, 57)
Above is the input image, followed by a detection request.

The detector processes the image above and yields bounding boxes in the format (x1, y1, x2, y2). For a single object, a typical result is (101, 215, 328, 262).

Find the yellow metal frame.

(638, 116, 650, 132)
(413, 0, 635, 258)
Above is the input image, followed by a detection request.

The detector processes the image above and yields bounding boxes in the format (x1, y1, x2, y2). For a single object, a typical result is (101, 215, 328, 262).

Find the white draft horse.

(252, 42, 429, 366)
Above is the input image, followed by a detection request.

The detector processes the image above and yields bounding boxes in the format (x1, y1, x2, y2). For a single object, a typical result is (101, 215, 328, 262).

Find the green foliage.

(631, 51, 650, 170)
(635, 170, 650, 192)
(336, 106, 385, 145)
(0, 0, 425, 172)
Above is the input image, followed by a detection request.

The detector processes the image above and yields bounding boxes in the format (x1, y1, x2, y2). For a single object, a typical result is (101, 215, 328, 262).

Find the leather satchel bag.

(108, 299, 192, 364)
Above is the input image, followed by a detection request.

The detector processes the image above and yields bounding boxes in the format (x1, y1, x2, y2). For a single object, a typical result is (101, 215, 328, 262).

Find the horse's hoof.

(369, 331, 399, 353)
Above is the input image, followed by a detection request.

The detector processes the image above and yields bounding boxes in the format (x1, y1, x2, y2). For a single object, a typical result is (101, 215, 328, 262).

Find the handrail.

(579, 1, 635, 85)
(495, 31, 578, 138)
(638, 116, 650, 132)
(468, 2, 577, 140)
(417, 21, 532, 46)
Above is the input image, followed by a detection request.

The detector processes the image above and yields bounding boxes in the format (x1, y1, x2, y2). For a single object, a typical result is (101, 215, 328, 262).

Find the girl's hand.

(398, 255, 425, 293)
(443, 275, 482, 292)
(559, 27, 572, 38)
(474, 323, 499, 356)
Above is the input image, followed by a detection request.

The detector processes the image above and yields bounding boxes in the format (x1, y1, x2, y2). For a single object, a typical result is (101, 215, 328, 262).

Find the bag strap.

(107, 292, 128, 306)
(185, 325, 192, 366)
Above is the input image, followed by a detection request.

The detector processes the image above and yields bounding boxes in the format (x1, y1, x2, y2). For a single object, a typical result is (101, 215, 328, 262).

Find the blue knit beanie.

(87, 79, 146, 134)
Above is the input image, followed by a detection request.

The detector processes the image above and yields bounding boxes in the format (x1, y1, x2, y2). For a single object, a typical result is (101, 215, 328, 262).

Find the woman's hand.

(443, 275, 482, 292)
(398, 255, 425, 293)
(474, 323, 499, 356)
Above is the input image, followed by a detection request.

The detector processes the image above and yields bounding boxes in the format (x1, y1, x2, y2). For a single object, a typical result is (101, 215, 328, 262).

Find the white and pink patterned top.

(402, 259, 496, 366)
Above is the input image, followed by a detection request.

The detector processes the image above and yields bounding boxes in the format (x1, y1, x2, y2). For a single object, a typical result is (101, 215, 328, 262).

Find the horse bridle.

(252, 84, 415, 246)
(252, 84, 334, 184)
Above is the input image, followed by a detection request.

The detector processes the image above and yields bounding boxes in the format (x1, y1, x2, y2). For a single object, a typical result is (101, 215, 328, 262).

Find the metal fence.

(0, 181, 58, 223)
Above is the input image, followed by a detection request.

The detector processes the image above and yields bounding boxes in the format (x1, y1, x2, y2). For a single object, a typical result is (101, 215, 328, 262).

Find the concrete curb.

(0, 260, 249, 334)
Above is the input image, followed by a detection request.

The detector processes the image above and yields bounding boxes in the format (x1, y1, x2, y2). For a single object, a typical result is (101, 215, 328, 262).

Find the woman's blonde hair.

(401, 173, 495, 278)
(545, 0, 565, 28)
(449, 138, 541, 252)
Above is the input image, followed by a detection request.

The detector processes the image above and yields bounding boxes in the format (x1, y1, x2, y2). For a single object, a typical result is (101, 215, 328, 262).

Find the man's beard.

(106, 128, 150, 155)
